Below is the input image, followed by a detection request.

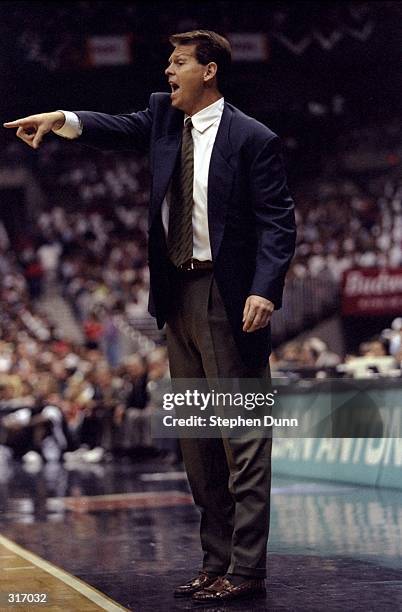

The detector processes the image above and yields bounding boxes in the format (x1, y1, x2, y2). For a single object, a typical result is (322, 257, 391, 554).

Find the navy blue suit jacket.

(75, 93, 296, 367)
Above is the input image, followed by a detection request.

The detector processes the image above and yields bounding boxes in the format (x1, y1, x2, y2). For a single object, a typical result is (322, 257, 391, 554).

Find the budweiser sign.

(342, 268, 402, 315)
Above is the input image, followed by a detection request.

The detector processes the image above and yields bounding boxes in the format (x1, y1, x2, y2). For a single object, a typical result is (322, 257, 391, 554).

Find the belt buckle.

(177, 258, 199, 272)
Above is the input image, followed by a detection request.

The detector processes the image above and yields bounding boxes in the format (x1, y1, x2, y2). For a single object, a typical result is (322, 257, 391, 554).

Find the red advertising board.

(342, 268, 402, 316)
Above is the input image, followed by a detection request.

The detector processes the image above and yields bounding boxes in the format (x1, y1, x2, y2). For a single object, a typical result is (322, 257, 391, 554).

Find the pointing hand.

(3, 111, 66, 149)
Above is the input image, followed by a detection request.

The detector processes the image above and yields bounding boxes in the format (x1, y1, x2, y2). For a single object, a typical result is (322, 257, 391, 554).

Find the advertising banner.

(227, 32, 269, 61)
(86, 34, 133, 67)
(342, 268, 402, 315)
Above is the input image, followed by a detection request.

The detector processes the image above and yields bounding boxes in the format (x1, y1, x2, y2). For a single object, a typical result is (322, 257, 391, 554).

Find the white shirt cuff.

(52, 110, 82, 139)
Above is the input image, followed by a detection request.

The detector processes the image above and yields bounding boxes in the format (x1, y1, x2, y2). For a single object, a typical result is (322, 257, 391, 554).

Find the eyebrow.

(167, 53, 190, 63)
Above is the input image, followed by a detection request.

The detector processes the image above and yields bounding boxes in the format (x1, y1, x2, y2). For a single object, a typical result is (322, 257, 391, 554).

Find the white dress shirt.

(54, 97, 225, 261)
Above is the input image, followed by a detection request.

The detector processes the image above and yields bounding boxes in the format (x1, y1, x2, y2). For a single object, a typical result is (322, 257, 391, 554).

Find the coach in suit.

(4, 30, 296, 604)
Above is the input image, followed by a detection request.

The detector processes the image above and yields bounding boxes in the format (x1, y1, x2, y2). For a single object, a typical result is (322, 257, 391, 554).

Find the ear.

(203, 62, 218, 83)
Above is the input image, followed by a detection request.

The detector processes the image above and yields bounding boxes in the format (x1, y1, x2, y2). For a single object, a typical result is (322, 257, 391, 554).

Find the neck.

(186, 90, 222, 116)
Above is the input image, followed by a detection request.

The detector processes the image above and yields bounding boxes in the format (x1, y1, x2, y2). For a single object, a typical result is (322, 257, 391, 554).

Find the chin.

(170, 94, 185, 112)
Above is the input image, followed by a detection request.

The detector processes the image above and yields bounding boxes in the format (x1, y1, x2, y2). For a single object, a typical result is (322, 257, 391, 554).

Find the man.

(4, 30, 296, 604)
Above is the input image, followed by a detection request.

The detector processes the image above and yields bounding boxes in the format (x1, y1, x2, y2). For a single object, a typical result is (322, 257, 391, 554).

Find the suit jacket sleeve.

(73, 94, 155, 153)
(249, 135, 296, 309)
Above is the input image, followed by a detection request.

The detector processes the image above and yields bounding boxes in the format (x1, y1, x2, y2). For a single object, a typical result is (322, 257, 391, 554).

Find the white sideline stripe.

(51, 490, 190, 502)
(9, 489, 190, 506)
(271, 484, 355, 494)
(140, 472, 187, 481)
(0, 534, 128, 611)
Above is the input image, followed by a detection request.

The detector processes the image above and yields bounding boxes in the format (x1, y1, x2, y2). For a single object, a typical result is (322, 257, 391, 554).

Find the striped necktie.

(167, 118, 194, 267)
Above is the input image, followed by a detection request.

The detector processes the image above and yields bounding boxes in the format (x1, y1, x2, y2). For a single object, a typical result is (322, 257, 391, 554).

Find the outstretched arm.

(71, 106, 152, 153)
(4, 97, 154, 154)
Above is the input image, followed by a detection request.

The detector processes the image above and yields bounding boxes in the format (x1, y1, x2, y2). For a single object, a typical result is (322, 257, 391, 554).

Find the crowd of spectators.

(291, 172, 402, 282)
(35, 140, 150, 211)
(0, 245, 175, 468)
(274, 317, 402, 379)
(37, 205, 150, 327)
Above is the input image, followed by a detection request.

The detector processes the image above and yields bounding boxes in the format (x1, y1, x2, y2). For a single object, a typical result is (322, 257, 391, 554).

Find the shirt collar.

(185, 97, 224, 133)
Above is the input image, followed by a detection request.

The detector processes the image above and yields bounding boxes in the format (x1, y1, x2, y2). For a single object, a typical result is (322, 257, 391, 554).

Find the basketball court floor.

(0, 460, 401, 611)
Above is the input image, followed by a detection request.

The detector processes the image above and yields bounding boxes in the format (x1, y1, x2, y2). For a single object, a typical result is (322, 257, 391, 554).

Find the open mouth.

(170, 83, 180, 94)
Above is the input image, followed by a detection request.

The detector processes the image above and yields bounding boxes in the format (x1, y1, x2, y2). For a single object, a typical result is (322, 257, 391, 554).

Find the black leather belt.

(176, 258, 213, 272)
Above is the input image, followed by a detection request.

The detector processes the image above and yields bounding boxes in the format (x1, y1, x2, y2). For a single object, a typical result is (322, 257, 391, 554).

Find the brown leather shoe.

(173, 571, 221, 598)
(192, 576, 266, 604)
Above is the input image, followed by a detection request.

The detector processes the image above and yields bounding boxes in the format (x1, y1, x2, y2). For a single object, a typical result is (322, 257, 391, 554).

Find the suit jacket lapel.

(151, 135, 180, 219)
(150, 108, 183, 227)
(207, 103, 235, 260)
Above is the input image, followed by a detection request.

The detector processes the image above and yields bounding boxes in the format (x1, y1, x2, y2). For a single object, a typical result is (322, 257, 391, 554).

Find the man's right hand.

(3, 111, 65, 149)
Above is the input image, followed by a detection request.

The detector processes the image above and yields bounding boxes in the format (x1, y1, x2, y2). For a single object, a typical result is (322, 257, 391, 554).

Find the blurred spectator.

(83, 311, 104, 350)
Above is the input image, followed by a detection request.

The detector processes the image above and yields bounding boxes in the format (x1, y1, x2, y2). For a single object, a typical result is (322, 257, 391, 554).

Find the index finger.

(3, 119, 29, 128)
(242, 297, 251, 322)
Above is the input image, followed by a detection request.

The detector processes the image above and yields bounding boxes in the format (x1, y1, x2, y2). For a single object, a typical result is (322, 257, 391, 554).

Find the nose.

(165, 64, 174, 77)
